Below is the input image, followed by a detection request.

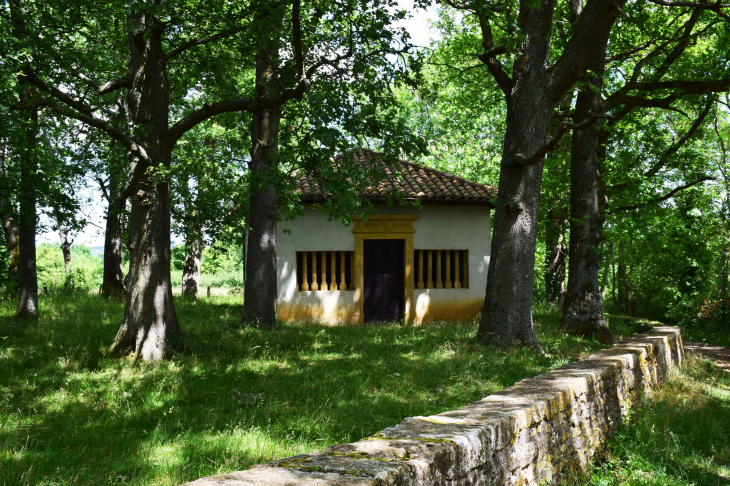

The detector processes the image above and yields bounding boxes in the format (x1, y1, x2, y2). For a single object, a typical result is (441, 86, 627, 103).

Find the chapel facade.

(276, 148, 496, 324)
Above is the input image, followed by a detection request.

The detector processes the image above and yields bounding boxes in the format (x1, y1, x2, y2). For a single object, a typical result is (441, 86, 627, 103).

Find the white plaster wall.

(277, 206, 358, 322)
(410, 205, 491, 322)
(276, 204, 491, 323)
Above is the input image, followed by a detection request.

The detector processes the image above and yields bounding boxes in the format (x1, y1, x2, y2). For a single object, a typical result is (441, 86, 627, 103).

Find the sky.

(38, 4, 438, 250)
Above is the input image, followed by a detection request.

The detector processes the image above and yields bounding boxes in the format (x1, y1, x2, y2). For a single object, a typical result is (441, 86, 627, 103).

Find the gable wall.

(276, 204, 491, 324)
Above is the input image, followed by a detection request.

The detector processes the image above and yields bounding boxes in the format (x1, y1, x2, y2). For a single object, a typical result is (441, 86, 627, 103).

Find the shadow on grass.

(1, 295, 612, 486)
(582, 354, 730, 486)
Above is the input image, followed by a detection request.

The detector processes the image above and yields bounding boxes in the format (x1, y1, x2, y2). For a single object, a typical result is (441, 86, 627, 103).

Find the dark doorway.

(364, 239, 405, 323)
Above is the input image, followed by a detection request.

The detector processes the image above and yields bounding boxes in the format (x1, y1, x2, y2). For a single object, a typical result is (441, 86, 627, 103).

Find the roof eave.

(299, 195, 495, 208)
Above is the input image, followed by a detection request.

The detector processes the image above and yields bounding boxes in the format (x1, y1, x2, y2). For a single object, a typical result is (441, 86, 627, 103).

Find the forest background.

(1, 0, 730, 347)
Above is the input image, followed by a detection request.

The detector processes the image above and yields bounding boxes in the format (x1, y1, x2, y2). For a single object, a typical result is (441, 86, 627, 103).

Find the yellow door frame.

(352, 214, 420, 324)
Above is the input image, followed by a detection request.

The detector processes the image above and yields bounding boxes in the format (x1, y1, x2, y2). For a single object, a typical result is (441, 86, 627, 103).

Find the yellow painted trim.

(352, 215, 419, 324)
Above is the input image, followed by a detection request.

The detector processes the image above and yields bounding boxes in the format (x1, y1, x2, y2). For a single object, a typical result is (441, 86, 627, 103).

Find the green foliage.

(0, 296, 616, 486)
(171, 244, 186, 273)
(35, 243, 103, 293)
(395, 7, 504, 186)
(581, 354, 730, 485)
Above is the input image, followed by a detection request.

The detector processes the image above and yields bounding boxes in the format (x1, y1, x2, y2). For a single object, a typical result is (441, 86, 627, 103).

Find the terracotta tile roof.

(295, 148, 497, 205)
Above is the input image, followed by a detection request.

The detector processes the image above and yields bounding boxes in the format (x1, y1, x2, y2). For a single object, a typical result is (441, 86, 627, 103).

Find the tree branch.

(644, 98, 714, 178)
(75, 72, 133, 95)
(164, 26, 249, 62)
(167, 81, 309, 144)
(612, 176, 715, 211)
(515, 114, 616, 167)
(292, 0, 304, 79)
(546, 0, 626, 102)
(646, 0, 730, 21)
(475, 11, 512, 97)
(10, 92, 149, 165)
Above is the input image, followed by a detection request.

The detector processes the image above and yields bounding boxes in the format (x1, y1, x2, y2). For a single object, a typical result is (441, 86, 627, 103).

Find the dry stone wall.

(184, 326, 683, 486)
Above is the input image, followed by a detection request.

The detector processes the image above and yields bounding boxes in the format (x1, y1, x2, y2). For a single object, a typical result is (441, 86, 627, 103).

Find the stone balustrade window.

(414, 250, 469, 289)
(296, 251, 354, 291)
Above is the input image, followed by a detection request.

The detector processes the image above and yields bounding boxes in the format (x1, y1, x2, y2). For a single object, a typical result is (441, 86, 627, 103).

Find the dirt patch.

(684, 340, 730, 372)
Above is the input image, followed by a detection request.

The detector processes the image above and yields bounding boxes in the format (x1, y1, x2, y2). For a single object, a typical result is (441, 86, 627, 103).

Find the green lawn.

(1, 295, 615, 486)
(581, 354, 730, 486)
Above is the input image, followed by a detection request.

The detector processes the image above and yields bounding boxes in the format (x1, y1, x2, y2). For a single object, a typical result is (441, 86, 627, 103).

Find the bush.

(36, 243, 103, 293)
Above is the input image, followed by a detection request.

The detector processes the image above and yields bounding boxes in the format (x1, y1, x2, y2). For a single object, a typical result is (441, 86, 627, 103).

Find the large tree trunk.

(181, 226, 203, 299)
(107, 12, 187, 360)
(561, 45, 612, 343)
(109, 175, 187, 359)
(15, 106, 39, 318)
(101, 166, 126, 299)
(544, 216, 566, 307)
(476, 1, 559, 346)
(0, 143, 19, 296)
(242, 43, 281, 329)
(57, 223, 72, 274)
(618, 242, 634, 316)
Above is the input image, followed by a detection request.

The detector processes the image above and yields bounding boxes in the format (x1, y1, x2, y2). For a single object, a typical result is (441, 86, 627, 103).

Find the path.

(684, 340, 730, 372)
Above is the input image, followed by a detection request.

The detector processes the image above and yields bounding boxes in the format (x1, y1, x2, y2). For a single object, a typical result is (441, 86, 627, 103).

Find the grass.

(684, 324, 730, 349)
(580, 354, 730, 486)
(1, 295, 619, 486)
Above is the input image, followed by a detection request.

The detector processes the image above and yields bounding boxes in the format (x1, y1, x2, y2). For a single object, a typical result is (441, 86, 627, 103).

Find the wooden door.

(363, 239, 405, 323)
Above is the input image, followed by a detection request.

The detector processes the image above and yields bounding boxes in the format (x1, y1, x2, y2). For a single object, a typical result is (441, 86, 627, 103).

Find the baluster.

(311, 251, 318, 291)
(330, 251, 336, 290)
(454, 250, 461, 289)
(320, 252, 327, 290)
(436, 250, 443, 288)
(463, 250, 469, 288)
(417, 250, 424, 289)
(426, 250, 433, 289)
(445, 250, 452, 288)
(339, 251, 347, 290)
(302, 252, 309, 291)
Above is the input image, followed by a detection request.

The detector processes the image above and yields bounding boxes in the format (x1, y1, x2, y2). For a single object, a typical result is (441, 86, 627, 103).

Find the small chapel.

(276, 148, 497, 324)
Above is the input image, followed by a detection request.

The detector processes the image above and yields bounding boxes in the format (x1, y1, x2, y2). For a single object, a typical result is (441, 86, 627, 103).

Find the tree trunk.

(544, 216, 566, 307)
(15, 106, 39, 318)
(181, 227, 203, 299)
(107, 12, 187, 360)
(476, 1, 561, 346)
(242, 42, 282, 329)
(58, 223, 72, 274)
(0, 211, 19, 295)
(0, 144, 19, 296)
(561, 45, 612, 343)
(109, 175, 188, 359)
(101, 166, 126, 299)
(618, 242, 634, 316)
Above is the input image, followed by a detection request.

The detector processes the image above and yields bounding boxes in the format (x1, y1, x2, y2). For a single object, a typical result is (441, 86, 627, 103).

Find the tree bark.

(618, 242, 634, 316)
(561, 43, 612, 343)
(475, 0, 624, 346)
(0, 143, 19, 296)
(181, 226, 203, 299)
(107, 12, 187, 359)
(57, 223, 72, 274)
(477, 0, 560, 347)
(544, 216, 567, 306)
(242, 42, 282, 329)
(101, 166, 126, 299)
(15, 106, 39, 318)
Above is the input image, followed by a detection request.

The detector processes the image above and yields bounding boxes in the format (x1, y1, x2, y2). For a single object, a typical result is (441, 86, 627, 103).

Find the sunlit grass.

(580, 354, 730, 486)
(1, 295, 615, 486)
